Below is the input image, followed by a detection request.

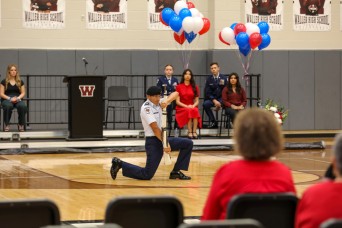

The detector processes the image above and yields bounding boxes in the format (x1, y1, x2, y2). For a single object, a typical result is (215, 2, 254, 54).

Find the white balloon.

(245, 23, 260, 36)
(182, 17, 195, 33)
(174, 0, 188, 15)
(199, 13, 204, 18)
(189, 8, 200, 17)
(221, 27, 236, 45)
(192, 16, 204, 34)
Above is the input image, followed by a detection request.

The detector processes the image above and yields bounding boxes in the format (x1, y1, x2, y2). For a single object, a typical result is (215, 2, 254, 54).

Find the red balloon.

(199, 18, 210, 35)
(249, 32, 262, 49)
(234, 23, 246, 35)
(159, 12, 168, 26)
(187, 2, 195, 9)
(174, 32, 186, 45)
(219, 32, 230, 46)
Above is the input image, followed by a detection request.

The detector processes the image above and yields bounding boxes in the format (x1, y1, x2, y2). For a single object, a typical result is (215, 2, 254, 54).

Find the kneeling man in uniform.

(110, 86, 193, 180)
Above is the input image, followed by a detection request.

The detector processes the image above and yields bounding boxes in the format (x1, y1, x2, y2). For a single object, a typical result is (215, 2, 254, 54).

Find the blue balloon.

(230, 22, 237, 30)
(161, 8, 175, 25)
(239, 44, 251, 56)
(258, 21, 269, 34)
(258, 33, 271, 50)
(185, 32, 197, 43)
(236, 32, 249, 49)
(178, 8, 192, 20)
(169, 15, 183, 33)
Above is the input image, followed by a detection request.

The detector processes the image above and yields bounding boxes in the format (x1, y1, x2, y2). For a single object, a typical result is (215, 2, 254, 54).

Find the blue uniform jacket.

(204, 73, 227, 101)
(156, 76, 179, 96)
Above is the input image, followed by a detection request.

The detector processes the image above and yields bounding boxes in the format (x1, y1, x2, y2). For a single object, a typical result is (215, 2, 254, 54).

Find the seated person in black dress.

(0, 64, 28, 132)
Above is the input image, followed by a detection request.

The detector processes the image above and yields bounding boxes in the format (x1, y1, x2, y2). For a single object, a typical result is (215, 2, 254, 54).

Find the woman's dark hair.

(180, 69, 198, 97)
(226, 72, 242, 94)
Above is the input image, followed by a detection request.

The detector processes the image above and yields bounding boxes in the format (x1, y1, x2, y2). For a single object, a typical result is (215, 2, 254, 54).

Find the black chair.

(0, 198, 60, 228)
(105, 196, 184, 228)
(105, 86, 135, 130)
(227, 193, 298, 228)
(43, 224, 122, 228)
(320, 219, 342, 228)
(178, 219, 263, 228)
(219, 107, 231, 137)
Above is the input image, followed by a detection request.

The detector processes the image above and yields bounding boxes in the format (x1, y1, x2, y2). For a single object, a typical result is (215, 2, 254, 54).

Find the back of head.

(333, 133, 342, 176)
(234, 108, 283, 160)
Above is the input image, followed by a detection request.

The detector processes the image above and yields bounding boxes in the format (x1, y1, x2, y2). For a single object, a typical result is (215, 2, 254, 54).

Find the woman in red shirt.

(175, 69, 202, 139)
(202, 108, 296, 220)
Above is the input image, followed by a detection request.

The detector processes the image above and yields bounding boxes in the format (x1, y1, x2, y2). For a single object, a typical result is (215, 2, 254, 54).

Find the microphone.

(82, 57, 88, 65)
(93, 66, 99, 75)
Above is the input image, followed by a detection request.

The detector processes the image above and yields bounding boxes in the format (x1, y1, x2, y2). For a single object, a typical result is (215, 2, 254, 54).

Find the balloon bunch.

(160, 1, 210, 45)
(219, 21, 271, 57)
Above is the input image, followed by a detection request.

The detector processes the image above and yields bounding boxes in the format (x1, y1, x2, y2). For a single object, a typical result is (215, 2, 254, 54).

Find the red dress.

(175, 83, 202, 128)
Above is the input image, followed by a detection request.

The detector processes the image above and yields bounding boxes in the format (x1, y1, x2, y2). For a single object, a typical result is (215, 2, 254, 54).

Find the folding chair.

(0, 198, 60, 228)
(227, 193, 298, 228)
(105, 86, 135, 129)
(178, 218, 263, 228)
(320, 219, 342, 228)
(105, 196, 184, 228)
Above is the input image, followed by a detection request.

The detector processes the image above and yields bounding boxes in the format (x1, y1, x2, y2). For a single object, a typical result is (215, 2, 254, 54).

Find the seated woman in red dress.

(222, 72, 247, 126)
(175, 69, 202, 139)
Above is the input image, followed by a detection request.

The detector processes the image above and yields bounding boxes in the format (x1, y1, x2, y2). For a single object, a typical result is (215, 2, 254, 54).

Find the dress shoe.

(169, 171, 191, 180)
(208, 122, 218, 129)
(110, 157, 122, 180)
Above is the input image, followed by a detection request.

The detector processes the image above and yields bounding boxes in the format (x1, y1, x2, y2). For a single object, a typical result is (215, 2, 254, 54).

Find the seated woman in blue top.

(0, 64, 28, 132)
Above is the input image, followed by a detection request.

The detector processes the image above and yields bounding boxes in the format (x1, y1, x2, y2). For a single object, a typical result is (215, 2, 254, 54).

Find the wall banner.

(147, 0, 178, 30)
(293, 0, 331, 31)
(245, 0, 284, 31)
(86, 0, 127, 29)
(23, 0, 65, 29)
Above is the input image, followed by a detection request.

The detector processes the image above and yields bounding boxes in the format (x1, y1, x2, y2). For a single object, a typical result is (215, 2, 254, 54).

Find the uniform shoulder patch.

(144, 107, 150, 114)
(144, 102, 150, 106)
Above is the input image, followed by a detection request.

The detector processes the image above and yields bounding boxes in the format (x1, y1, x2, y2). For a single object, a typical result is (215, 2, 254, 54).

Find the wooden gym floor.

(0, 134, 336, 224)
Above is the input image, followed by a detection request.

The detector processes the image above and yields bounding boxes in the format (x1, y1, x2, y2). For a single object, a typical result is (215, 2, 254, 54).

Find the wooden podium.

(64, 75, 107, 140)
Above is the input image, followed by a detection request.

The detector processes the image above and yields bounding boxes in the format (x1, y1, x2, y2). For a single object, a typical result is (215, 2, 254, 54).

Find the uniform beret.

(146, 86, 161, 96)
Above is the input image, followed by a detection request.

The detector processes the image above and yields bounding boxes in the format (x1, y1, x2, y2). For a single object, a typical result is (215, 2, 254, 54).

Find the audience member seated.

(0, 64, 28, 132)
(175, 69, 202, 139)
(222, 72, 247, 127)
(201, 108, 296, 220)
(295, 133, 342, 228)
(202, 62, 227, 129)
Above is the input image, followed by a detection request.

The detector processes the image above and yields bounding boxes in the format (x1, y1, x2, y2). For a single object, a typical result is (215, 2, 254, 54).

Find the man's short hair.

(210, 62, 219, 67)
(333, 133, 342, 175)
(146, 86, 161, 96)
(234, 108, 283, 160)
(164, 64, 173, 69)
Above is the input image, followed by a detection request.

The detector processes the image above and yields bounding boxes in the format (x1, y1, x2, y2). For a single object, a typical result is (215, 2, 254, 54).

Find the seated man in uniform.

(110, 86, 193, 180)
